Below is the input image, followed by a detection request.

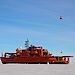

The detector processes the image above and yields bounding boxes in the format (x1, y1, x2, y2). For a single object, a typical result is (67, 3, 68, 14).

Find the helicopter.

(60, 16, 63, 19)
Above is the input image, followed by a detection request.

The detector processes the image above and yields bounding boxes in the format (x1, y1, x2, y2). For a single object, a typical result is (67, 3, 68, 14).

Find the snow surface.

(0, 62, 75, 75)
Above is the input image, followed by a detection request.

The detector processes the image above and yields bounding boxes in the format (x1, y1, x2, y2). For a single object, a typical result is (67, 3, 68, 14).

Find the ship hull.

(1, 56, 69, 64)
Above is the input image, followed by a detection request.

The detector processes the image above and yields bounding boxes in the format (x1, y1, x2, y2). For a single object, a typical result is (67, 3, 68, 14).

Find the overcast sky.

(0, 0, 75, 60)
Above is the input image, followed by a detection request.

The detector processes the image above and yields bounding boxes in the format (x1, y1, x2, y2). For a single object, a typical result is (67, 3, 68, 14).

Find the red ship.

(0, 40, 73, 64)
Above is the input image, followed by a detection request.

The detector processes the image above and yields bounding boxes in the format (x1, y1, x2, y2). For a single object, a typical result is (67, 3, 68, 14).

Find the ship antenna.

(25, 38, 29, 49)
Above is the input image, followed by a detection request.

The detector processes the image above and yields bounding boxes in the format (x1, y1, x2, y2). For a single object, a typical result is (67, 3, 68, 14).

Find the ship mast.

(25, 39, 29, 49)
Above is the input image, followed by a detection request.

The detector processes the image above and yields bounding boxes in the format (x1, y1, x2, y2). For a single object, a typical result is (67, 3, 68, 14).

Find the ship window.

(59, 57, 63, 60)
(56, 57, 63, 60)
